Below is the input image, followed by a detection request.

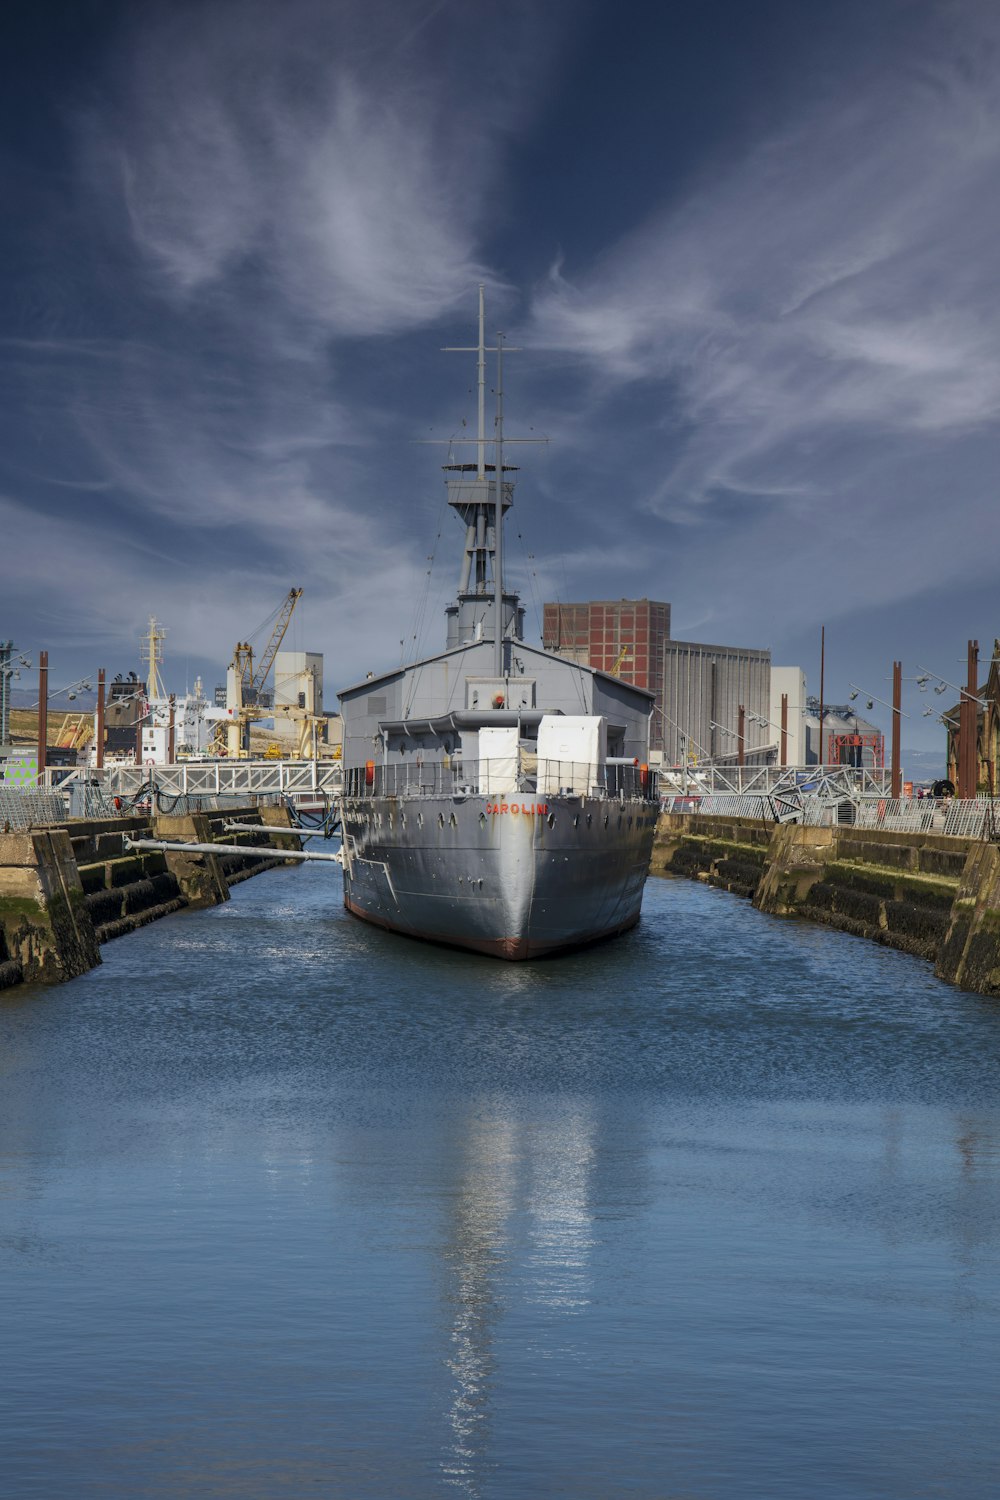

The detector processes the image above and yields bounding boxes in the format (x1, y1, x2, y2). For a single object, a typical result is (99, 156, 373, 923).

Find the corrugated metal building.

(543, 599, 773, 761)
(658, 640, 772, 763)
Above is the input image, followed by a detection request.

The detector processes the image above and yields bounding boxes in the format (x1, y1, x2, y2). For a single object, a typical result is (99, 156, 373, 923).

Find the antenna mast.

(141, 616, 166, 700)
(477, 284, 486, 481)
(494, 333, 505, 678)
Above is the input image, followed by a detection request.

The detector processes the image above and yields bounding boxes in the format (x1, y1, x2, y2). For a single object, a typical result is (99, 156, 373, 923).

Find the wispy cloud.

(3, 0, 571, 680)
(83, 0, 557, 337)
(525, 3, 1000, 634)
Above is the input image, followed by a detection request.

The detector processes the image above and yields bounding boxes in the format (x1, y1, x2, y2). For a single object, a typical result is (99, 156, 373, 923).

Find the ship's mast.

(494, 333, 505, 678)
(141, 616, 166, 700)
(477, 284, 486, 482)
(441, 291, 525, 659)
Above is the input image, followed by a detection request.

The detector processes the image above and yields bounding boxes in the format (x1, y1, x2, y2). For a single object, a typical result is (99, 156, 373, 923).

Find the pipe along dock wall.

(0, 805, 301, 991)
(652, 812, 1000, 997)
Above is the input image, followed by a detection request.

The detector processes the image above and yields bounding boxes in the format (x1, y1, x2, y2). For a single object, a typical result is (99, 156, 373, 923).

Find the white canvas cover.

(536, 715, 607, 795)
(478, 726, 519, 794)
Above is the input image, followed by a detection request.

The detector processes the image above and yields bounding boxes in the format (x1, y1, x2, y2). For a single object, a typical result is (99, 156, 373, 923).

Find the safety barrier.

(661, 792, 1000, 839)
(343, 758, 658, 802)
(46, 760, 343, 801)
(0, 788, 70, 828)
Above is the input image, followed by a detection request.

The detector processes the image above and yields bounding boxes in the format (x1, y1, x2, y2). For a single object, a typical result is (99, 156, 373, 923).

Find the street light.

(28, 677, 93, 708)
(1, 642, 32, 749)
(914, 666, 987, 710)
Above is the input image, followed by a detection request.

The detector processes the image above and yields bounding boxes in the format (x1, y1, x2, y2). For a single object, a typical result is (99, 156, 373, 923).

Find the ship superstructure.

(337, 291, 659, 959)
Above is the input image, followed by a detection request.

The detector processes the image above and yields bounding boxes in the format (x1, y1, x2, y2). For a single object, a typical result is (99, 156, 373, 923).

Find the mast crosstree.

(440, 288, 544, 672)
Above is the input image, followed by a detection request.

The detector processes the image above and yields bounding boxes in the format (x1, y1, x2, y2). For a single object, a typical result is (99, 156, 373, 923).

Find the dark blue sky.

(3, 0, 998, 758)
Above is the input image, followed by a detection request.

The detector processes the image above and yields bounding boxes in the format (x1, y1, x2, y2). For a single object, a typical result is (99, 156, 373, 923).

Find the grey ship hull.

(340, 792, 658, 960)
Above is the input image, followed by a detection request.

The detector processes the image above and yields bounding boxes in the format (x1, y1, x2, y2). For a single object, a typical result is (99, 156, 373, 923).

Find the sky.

(3, 0, 999, 767)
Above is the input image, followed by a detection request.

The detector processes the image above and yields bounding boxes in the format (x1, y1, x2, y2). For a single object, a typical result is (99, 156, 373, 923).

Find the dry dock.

(653, 811, 1000, 997)
(0, 804, 300, 991)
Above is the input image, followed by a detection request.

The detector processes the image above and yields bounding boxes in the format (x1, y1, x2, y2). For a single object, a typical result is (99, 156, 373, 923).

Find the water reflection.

(437, 1112, 516, 1495)
(4, 869, 1000, 1497)
(433, 1102, 601, 1495)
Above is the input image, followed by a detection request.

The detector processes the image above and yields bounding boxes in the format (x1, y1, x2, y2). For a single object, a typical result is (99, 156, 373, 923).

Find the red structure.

(828, 730, 884, 769)
(542, 599, 671, 693)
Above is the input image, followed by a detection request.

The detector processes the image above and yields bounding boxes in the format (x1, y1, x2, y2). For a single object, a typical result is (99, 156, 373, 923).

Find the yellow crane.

(610, 644, 633, 677)
(216, 588, 303, 757)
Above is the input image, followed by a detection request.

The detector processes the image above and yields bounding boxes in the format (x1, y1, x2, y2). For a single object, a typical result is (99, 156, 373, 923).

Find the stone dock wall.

(652, 812, 1000, 997)
(0, 805, 301, 992)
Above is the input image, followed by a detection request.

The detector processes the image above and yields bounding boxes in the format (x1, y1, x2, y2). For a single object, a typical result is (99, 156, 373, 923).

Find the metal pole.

(780, 693, 788, 767)
(963, 639, 979, 798)
(124, 836, 343, 865)
(891, 660, 902, 799)
(168, 694, 176, 765)
(709, 659, 717, 760)
(494, 332, 505, 680)
(0, 640, 11, 746)
(96, 669, 105, 770)
(477, 283, 486, 482)
(738, 704, 745, 768)
(37, 650, 48, 782)
(818, 625, 825, 769)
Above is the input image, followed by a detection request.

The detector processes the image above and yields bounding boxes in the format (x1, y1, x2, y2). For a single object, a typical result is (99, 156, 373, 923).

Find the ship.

(336, 290, 659, 959)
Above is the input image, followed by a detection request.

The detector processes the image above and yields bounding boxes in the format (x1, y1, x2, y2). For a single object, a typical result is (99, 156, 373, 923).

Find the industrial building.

(771, 666, 807, 766)
(543, 599, 797, 764)
(803, 700, 884, 768)
(542, 600, 671, 682)
(658, 639, 772, 763)
(273, 651, 324, 741)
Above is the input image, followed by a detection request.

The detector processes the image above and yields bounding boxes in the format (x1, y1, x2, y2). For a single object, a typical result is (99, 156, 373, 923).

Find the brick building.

(542, 598, 671, 690)
(543, 598, 779, 761)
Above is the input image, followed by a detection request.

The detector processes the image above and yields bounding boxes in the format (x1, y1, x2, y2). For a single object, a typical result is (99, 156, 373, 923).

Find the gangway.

(46, 758, 343, 806)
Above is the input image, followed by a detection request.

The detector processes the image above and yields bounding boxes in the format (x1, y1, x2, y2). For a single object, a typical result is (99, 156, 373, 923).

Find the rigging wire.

(513, 529, 543, 644)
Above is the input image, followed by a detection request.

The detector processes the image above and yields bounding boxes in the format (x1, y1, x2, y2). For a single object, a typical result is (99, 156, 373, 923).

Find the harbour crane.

(610, 644, 633, 677)
(214, 588, 303, 757)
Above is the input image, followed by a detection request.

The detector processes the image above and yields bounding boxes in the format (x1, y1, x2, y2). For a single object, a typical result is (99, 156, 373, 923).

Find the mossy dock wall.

(652, 811, 1000, 997)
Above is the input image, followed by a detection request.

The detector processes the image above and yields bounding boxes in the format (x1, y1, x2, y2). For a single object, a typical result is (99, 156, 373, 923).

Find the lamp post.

(96, 670, 105, 770)
(963, 640, 979, 798)
(891, 661, 902, 798)
(1, 641, 31, 749)
(37, 651, 48, 781)
(780, 693, 788, 768)
(916, 648, 986, 799)
(818, 625, 826, 768)
(848, 679, 910, 781)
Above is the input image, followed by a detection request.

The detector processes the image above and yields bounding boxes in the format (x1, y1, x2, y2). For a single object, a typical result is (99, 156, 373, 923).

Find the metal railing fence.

(657, 764, 893, 798)
(343, 758, 659, 802)
(660, 792, 1000, 838)
(45, 759, 343, 800)
(0, 788, 70, 828)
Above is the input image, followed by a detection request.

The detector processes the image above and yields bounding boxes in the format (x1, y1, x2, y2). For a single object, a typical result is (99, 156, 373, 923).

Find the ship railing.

(343, 758, 659, 802)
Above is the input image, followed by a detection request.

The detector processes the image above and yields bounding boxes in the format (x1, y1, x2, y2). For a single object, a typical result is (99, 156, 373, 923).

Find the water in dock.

(2, 867, 999, 1498)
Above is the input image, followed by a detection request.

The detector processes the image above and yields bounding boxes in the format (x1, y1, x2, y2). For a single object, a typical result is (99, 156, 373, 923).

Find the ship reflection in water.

(3, 867, 1000, 1498)
(436, 1106, 598, 1494)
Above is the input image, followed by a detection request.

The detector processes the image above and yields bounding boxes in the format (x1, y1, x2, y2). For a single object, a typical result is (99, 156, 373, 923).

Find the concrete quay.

(652, 811, 1000, 997)
(0, 804, 300, 992)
